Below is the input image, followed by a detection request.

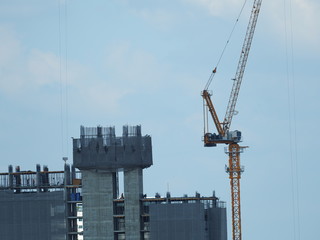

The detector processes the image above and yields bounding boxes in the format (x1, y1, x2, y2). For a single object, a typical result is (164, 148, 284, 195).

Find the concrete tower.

(73, 125, 152, 240)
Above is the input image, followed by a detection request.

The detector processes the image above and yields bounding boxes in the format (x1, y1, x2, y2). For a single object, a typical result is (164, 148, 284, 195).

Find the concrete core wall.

(124, 168, 143, 240)
(82, 170, 115, 240)
(73, 126, 152, 240)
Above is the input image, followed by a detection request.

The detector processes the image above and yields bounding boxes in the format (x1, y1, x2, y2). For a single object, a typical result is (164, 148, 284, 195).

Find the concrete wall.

(124, 168, 143, 240)
(81, 170, 115, 240)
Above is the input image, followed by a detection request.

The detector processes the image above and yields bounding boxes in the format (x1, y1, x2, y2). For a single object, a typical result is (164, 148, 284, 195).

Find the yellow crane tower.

(201, 1, 262, 240)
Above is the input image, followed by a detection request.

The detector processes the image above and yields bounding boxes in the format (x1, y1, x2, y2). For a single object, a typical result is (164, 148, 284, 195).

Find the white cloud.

(185, 0, 320, 52)
(0, 46, 62, 94)
(74, 82, 130, 115)
(0, 25, 130, 114)
(267, 0, 320, 52)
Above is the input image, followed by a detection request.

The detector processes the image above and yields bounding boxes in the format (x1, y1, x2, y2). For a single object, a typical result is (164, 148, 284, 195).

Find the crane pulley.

(201, 1, 262, 240)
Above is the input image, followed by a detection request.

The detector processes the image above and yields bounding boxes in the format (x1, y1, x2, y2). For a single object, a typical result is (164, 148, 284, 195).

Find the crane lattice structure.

(201, 1, 262, 240)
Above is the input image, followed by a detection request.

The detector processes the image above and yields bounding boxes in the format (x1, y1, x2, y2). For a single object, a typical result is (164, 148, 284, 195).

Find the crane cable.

(204, 0, 248, 91)
(284, 0, 300, 239)
(58, 0, 70, 160)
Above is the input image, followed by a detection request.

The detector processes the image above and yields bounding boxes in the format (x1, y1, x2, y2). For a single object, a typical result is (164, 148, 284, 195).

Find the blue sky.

(0, 0, 319, 239)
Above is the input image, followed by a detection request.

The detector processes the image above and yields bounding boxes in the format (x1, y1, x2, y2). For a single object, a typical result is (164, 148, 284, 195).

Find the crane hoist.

(201, 1, 262, 240)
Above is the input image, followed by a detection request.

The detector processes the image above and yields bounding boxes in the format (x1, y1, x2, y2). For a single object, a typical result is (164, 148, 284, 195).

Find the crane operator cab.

(204, 130, 241, 147)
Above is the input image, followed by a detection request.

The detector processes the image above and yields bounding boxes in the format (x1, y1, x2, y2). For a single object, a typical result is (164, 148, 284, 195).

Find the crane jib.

(223, 0, 262, 133)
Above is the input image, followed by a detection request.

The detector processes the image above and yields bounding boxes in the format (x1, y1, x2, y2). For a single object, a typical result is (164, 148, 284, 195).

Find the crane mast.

(201, 1, 262, 240)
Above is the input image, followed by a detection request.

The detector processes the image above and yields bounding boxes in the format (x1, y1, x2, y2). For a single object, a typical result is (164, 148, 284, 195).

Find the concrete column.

(36, 164, 41, 192)
(112, 172, 119, 199)
(8, 165, 13, 190)
(124, 168, 143, 240)
(82, 170, 115, 240)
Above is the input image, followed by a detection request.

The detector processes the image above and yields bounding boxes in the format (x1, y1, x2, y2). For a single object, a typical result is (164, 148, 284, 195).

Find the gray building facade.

(149, 199, 227, 240)
(0, 191, 66, 240)
(0, 164, 81, 240)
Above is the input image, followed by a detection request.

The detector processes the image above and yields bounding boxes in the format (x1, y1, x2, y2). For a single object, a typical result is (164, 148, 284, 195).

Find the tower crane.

(201, 1, 262, 240)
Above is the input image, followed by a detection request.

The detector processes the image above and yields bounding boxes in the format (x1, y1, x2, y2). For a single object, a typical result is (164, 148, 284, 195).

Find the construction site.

(0, 0, 271, 240)
(0, 125, 227, 240)
(2, 0, 317, 238)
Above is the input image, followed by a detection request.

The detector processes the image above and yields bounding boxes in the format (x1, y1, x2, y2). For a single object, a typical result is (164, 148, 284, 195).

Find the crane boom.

(223, 0, 262, 133)
(202, 90, 225, 136)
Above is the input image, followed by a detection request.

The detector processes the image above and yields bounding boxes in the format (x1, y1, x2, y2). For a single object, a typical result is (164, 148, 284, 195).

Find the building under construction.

(0, 125, 227, 240)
